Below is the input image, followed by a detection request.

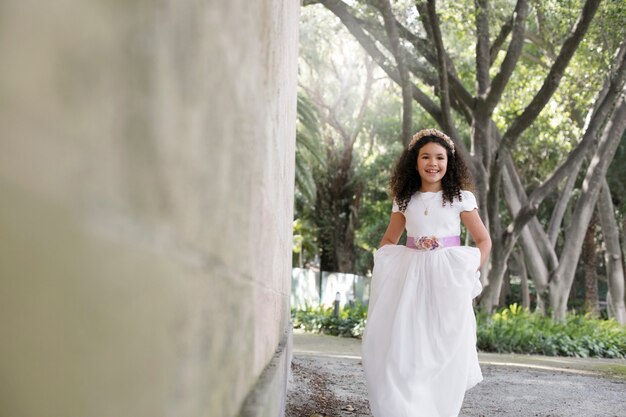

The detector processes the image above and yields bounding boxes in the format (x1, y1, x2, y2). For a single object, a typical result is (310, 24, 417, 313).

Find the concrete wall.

(0, 1, 299, 416)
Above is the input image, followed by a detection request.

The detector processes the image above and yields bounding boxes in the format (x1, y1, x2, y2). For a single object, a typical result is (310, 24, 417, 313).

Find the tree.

(597, 179, 626, 322)
(299, 9, 378, 272)
(295, 92, 324, 206)
(304, 0, 626, 320)
(294, 92, 324, 267)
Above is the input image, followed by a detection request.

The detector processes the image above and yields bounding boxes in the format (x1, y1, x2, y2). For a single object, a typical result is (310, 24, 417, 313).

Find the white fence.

(291, 268, 371, 309)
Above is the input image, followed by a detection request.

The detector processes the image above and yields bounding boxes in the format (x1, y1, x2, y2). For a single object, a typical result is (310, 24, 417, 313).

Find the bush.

(292, 303, 367, 338)
(291, 303, 626, 358)
(476, 303, 626, 358)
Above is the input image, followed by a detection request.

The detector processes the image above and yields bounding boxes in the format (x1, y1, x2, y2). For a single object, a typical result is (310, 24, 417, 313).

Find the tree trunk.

(377, 0, 413, 145)
(484, 43, 626, 313)
(514, 249, 531, 310)
(622, 215, 626, 310)
(479, 241, 514, 312)
(484, 163, 550, 310)
(551, 96, 626, 321)
(499, 268, 511, 308)
(548, 173, 577, 246)
(306, 51, 374, 274)
(583, 211, 599, 317)
(597, 179, 626, 324)
(314, 150, 362, 273)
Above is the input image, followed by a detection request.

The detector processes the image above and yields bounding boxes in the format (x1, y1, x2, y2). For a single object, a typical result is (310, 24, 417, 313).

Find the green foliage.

(299, 1, 626, 308)
(477, 304, 626, 358)
(292, 303, 626, 358)
(502, 0, 626, 193)
(292, 303, 368, 338)
(295, 91, 324, 205)
(294, 91, 324, 267)
(292, 218, 319, 268)
(352, 136, 402, 275)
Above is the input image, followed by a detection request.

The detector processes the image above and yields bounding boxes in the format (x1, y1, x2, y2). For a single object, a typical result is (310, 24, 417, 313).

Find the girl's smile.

(417, 142, 448, 191)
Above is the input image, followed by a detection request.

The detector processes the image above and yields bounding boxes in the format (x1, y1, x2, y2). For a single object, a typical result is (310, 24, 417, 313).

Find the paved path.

(286, 331, 626, 417)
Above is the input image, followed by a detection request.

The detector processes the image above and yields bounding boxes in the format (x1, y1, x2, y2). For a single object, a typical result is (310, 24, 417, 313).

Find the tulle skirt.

(362, 244, 483, 417)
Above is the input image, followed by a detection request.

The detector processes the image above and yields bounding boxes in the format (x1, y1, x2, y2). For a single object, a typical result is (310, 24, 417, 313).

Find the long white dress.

(362, 190, 483, 417)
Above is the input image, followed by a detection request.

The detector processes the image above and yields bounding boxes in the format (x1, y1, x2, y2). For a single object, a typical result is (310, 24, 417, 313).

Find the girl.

(362, 128, 491, 417)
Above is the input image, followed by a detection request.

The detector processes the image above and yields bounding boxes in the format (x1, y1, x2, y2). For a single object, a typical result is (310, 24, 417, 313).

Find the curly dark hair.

(390, 135, 474, 212)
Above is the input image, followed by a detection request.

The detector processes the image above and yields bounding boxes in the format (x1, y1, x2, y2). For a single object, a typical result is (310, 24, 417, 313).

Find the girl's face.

(416, 142, 448, 187)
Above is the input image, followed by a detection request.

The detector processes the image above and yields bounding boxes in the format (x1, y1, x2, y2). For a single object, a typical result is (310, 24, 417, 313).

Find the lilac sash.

(406, 235, 461, 251)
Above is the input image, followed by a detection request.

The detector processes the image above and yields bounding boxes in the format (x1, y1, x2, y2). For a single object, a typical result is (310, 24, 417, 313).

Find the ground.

(286, 330, 626, 417)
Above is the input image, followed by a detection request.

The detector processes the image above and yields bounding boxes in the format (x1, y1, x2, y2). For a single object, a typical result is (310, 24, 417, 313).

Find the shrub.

(291, 303, 626, 358)
(475, 303, 626, 358)
(292, 303, 367, 338)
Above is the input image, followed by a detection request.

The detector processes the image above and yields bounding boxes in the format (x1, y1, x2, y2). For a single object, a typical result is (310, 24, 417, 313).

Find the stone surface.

(0, 1, 299, 416)
(287, 331, 626, 417)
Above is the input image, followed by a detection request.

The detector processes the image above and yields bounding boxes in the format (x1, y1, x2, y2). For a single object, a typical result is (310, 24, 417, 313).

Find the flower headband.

(408, 128, 455, 155)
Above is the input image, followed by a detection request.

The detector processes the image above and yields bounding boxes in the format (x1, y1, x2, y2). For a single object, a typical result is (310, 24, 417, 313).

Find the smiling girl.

(362, 128, 491, 417)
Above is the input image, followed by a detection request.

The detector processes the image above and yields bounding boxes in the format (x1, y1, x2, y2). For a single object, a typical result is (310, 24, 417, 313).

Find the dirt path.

(286, 331, 626, 417)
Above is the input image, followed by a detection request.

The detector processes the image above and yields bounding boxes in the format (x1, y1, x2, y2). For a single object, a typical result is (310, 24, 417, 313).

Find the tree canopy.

(296, 0, 626, 322)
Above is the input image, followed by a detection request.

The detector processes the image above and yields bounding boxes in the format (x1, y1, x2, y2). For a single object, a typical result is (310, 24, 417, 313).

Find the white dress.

(362, 190, 483, 417)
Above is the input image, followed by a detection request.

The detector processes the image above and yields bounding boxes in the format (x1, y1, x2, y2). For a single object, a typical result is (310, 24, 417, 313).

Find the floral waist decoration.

(414, 236, 440, 251)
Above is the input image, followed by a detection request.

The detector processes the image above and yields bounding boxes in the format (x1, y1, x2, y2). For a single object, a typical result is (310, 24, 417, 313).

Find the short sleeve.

(392, 198, 400, 213)
(460, 190, 478, 212)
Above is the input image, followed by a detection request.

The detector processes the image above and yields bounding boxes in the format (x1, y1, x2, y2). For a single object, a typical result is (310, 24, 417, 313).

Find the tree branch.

(499, 0, 602, 151)
(509, 40, 626, 235)
(307, 0, 480, 156)
(315, 0, 445, 126)
(426, 0, 459, 140)
(363, 1, 476, 115)
(535, 5, 557, 60)
(355, 15, 438, 86)
(361, 0, 472, 154)
(525, 31, 556, 63)
(547, 172, 577, 246)
(488, 37, 626, 268)
(554, 93, 626, 312)
(475, 0, 491, 98)
(490, 15, 514, 66)
(351, 57, 376, 144)
(484, 0, 529, 113)
(498, 40, 626, 258)
(377, 0, 413, 145)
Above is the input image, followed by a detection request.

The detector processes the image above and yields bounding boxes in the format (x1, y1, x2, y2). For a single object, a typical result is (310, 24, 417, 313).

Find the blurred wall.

(0, 1, 299, 416)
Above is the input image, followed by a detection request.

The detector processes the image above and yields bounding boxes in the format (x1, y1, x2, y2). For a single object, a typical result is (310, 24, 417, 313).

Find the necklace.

(419, 192, 439, 216)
